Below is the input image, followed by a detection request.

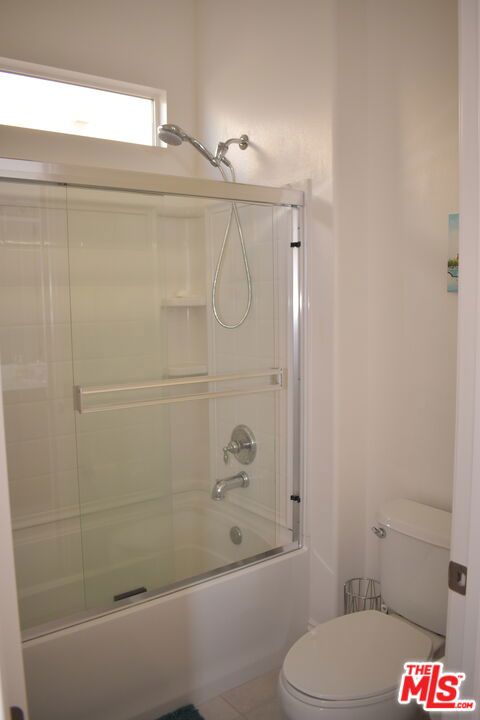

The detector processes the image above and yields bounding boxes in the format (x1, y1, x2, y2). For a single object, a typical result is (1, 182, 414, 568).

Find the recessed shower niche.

(160, 210, 208, 378)
(0, 168, 302, 635)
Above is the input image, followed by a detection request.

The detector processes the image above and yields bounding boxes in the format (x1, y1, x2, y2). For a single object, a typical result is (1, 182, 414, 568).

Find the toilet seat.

(282, 610, 432, 704)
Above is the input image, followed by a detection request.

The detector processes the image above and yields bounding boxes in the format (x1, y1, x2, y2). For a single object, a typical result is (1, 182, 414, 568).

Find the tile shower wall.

(159, 213, 210, 497)
(0, 181, 84, 628)
(207, 203, 292, 535)
(1, 183, 292, 631)
(67, 189, 175, 608)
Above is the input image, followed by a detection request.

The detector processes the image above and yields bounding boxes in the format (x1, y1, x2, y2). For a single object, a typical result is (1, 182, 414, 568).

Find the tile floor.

(197, 669, 285, 720)
(196, 669, 431, 720)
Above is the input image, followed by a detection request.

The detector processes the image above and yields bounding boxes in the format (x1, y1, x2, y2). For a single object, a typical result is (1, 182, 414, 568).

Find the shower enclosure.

(0, 159, 303, 639)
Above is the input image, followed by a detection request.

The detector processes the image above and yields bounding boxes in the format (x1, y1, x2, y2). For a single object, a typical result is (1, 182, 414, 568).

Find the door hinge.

(290, 241, 301, 248)
(290, 494, 301, 503)
(449, 560, 467, 596)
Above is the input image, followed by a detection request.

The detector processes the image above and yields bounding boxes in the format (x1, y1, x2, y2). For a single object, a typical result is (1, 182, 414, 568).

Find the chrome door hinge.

(449, 560, 468, 596)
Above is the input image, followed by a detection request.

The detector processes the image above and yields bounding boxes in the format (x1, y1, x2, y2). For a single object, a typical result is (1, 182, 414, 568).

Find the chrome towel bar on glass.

(74, 369, 285, 414)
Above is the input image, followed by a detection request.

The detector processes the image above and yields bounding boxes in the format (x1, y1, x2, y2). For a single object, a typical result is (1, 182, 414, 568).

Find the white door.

(0, 366, 28, 719)
(446, 0, 480, 707)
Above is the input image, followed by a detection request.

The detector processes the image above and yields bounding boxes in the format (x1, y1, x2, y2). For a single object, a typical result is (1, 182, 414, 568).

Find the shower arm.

(215, 135, 249, 165)
(157, 121, 251, 328)
(183, 136, 247, 168)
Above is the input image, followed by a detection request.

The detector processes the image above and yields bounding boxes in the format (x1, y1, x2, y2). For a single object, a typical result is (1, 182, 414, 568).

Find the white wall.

(0, 0, 458, 632)
(0, 0, 198, 176)
(334, 0, 458, 587)
(195, 0, 338, 625)
(196, 0, 458, 620)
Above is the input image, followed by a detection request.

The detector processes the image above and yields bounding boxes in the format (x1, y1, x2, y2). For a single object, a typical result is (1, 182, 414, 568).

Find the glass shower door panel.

(0, 180, 85, 630)
(67, 187, 174, 609)
(207, 201, 292, 548)
(67, 187, 293, 612)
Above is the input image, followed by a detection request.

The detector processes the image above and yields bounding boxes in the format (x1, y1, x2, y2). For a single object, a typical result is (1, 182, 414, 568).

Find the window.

(0, 58, 165, 146)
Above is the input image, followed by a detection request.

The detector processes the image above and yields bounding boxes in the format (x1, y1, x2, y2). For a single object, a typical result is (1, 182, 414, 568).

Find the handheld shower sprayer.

(158, 123, 252, 329)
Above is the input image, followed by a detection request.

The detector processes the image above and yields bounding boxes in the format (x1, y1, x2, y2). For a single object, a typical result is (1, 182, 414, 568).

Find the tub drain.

(230, 526, 243, 545)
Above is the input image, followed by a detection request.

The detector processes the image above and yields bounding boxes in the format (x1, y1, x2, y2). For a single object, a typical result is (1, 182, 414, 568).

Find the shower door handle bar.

(74, 369, 284, 414)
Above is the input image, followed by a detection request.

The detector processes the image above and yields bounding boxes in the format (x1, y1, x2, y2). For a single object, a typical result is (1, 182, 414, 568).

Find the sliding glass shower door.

(0, 168, 301, 634)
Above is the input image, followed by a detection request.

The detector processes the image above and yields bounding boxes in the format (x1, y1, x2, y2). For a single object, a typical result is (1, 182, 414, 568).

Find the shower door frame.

(0, 157, 305, 640)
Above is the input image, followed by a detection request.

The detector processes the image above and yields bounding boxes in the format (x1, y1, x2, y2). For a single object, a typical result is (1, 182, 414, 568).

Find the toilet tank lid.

(378, 499, 451, 549)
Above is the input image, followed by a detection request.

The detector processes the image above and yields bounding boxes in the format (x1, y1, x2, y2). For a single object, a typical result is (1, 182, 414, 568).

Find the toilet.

(279, 499, 451, 719)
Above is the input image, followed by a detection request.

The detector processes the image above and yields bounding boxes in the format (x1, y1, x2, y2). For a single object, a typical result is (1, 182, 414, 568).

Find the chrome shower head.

(157, 123, 248, 168)
(157, 123, 187, 146)
(158, 123, 216, 164)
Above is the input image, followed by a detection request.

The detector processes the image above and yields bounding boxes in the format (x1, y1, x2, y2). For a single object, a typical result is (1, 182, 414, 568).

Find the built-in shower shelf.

(163, 296, 207, 307)
(167, 364, 208, 378)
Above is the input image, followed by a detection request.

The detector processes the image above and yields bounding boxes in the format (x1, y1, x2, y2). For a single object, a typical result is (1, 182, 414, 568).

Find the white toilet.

(279, 499, 451, 719)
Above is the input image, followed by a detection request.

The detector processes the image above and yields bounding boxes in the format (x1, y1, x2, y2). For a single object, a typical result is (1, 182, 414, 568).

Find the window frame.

(0, 56, 166, 147)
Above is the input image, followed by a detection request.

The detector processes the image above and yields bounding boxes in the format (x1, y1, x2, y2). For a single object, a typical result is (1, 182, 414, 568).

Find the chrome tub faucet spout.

(211, 472, 249, 500)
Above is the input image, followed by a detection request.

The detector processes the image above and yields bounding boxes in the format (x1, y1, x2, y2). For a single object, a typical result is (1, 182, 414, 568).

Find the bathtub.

(20, 493, 308, 720)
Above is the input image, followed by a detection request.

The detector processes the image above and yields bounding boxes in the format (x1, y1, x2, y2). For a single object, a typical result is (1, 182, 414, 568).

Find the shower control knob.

(223, 440, 239, 463)
(222, 425, 257, 465)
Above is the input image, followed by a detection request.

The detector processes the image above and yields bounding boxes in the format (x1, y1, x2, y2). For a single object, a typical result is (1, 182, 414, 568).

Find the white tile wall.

(66, 189, 174, 609)
(207, 203, 291, 537)
(158, 210, 210, 496)
(0, 182, 85, 629)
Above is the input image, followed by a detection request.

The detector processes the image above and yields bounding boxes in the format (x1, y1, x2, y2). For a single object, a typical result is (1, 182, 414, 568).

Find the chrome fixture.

(158, 124, 218, 165)
(230, 526, 243, 545)
(158, 124, 249, 168)
(158, 122, 252, 329)
(223, 424, 257, 465)
(211, 471, 250, 500)
(215, 135, 249, 164)
(371, 526, 386, 539)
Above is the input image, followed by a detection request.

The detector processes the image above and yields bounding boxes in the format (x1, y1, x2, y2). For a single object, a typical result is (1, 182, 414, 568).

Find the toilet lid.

(283, 610, 432, 702)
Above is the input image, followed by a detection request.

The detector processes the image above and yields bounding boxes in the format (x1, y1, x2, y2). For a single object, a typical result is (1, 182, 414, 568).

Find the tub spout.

(211, 471, 249, 500)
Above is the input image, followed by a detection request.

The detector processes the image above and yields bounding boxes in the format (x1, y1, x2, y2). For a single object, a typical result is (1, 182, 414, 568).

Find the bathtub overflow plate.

(230, 526, 243, 545)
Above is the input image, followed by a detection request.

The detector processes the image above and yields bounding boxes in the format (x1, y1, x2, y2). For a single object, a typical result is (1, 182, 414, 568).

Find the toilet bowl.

(279, 499, 451, 719)
(279, 610, 432, 719)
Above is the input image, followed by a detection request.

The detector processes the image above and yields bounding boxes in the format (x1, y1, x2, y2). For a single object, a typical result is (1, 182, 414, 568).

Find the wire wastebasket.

(344, 578, 381, 614)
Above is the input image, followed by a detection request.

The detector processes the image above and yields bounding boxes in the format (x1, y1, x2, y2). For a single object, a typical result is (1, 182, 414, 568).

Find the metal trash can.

(344, 578, 381, 614)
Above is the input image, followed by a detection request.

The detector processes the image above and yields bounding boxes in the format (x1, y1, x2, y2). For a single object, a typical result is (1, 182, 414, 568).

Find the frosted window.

(0, 71, 155, 145)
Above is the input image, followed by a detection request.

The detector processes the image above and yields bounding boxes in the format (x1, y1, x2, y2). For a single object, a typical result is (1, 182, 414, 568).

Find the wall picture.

(447, 212, 459, 293)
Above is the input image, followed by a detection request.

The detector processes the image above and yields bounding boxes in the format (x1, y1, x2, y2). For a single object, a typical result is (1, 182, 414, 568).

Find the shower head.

(158, 123, 216, 165)
(157, 124, 187, 146)
(158, 122, 252, 329)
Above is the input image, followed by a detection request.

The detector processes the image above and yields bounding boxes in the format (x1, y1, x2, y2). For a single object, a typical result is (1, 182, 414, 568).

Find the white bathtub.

(16, 491, 291, 630)
(20, 494, 307, 720)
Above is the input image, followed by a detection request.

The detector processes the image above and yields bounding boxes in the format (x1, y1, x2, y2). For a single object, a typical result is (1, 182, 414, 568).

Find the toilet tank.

(378, 499, 451, 636)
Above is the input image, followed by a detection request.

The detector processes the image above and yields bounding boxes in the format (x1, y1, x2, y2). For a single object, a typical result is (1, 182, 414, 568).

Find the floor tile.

(221, 669, 279, 716)
(197, 696, 242, 720)
(243, 698, 285, 720)
(243, 697, 286, 720)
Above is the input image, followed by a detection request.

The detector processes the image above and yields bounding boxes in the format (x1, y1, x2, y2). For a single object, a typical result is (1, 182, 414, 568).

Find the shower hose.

(212, 162, 252, 329)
